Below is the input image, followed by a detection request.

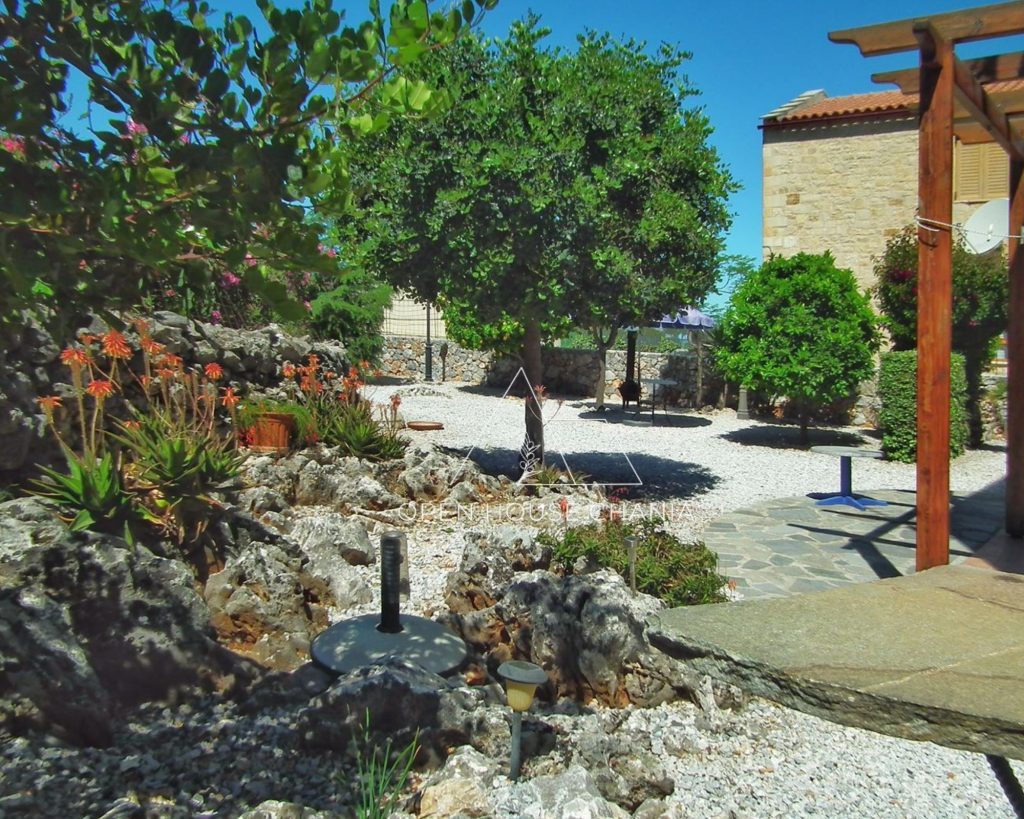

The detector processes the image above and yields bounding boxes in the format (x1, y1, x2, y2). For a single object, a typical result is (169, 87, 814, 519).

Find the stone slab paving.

(708, 485, 1006, 599)
(649, 565, 1024, 761)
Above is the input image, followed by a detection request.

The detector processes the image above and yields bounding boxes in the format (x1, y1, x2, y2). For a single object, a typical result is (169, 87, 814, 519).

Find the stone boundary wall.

(380, 335, 704, 405)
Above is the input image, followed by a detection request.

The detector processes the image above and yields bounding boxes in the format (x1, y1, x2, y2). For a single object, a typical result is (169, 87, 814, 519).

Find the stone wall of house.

(380, 336, 706, 405)
(762, 115, 920, 290)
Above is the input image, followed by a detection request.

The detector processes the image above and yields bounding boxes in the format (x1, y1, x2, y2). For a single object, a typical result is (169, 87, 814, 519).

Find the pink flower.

(126, 119, 148, 136)
(244, 253, 258, 268)
(220, 272, 242, 288)
(2, 137, 25, 158)
(318, 243, 338, 258)
(210, 310, 223, 325)
(179, 132, 191, 144)
(303, 300, 312, 312)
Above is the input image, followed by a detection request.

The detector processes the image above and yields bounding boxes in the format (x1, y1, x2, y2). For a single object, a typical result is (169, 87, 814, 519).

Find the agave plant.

(116, 416, 242, 544)
(31, 452, 144, 545)
(321, 400, 407, 462)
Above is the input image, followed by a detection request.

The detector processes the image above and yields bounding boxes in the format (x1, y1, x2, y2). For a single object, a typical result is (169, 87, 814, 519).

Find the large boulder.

(418, 746, 502, 818)
(294, 458, 404, 510)
(396, 442, 501, 503)
(289, 513, 376, 567)
(0, 498, 256, 746)
(298, 658, 506, 766)
(204, 539, 341, 671)
(445, 526, 552, 613)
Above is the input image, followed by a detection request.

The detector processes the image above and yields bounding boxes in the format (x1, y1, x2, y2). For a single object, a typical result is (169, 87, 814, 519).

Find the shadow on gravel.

(461, 447, 718, 501)
(719, 424, 867, 450)
(577, 410, 712, 429)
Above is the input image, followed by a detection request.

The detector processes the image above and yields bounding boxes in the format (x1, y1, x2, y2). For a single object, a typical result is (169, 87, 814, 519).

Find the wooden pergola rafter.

(829, 2, 1024, 571)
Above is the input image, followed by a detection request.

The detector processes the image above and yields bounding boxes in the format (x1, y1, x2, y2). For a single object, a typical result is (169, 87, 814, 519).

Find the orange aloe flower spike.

(85, 379, 116, 399)
(101, 330, 132, 360)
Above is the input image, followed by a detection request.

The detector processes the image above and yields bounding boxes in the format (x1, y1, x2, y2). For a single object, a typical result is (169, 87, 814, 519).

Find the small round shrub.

(539, 517, 727, 606)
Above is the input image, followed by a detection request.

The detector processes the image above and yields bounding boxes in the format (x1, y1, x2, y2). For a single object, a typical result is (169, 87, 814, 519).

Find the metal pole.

(425, 303, 433, 382)
(378, 531, 405, 633)
(626, 537, 638, 596)
(509, 711, 523, 781)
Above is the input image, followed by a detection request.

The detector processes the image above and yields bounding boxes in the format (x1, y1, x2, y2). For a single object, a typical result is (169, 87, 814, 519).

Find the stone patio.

(707, 483, 1006, 599)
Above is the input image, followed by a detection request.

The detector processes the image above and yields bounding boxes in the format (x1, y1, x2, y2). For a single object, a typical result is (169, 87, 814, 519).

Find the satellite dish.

(963, 198, 1009, 254)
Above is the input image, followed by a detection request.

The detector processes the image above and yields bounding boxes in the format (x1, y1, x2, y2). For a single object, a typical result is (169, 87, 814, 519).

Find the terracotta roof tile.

(767, 80, 1024, 125)
(774, 91, 916, 122)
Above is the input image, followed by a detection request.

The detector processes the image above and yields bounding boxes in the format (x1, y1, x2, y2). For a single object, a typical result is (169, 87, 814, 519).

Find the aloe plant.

(116, 417, 241, 543)
(31, 452, 143, 544)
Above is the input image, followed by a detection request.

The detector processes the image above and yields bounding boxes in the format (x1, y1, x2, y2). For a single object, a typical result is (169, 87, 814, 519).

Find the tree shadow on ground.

(460, 447, 718, 501)
(578, 409, 712, 429)
(719, 423, 868, 450)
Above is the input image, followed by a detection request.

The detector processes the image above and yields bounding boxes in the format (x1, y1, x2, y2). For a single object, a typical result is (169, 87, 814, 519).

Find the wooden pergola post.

(915, 24, 955, 570)
(831, 3, 1024, 569)
(1009, 156, 1024, 536)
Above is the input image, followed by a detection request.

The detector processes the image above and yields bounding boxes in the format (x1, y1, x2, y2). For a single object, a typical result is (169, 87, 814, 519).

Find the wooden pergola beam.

(915, 24, 956, 571)
(873, 51, 1024, 93)
(945, 43, 1024, 163)
(830, 2, 1024, 57)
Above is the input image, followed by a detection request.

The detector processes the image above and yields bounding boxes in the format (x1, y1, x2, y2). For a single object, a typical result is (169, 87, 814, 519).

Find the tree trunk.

(963, 347, 986, 448)
(520, 317, 545, 475)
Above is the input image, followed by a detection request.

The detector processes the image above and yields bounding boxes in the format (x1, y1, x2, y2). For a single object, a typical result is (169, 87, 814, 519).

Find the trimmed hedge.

(878, 350, 969, 463)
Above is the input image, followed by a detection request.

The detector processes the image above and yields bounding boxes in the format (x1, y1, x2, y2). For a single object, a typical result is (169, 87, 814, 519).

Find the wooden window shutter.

(981, 142, 1008, 199)
(955, 142, 983, 201)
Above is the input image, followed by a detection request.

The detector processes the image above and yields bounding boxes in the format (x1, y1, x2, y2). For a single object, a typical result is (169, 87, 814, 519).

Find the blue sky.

(472, 0, 1020, 271)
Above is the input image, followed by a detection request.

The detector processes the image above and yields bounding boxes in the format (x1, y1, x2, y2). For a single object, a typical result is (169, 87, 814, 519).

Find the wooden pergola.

(830, 2, 1024, 571)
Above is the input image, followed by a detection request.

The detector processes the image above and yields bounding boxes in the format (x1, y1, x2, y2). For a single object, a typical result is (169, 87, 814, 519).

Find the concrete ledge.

(649, 565, 1024, 760)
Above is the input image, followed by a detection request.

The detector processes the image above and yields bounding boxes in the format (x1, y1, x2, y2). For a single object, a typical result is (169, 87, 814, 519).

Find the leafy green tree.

(716, 252, 880, 444)
(873, 225, 1007, 445)
(0, 0, 492, 336)
(337, 20, 734, 464)
(309, 269, 393, 364)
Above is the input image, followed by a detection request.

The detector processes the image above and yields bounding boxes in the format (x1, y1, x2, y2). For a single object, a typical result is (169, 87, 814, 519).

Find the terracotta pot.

(249, 412, 296, 453)
(405, 421, 444, 431)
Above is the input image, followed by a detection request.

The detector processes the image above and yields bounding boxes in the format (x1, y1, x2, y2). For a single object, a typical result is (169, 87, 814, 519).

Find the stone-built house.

(761, 88, 1011, 292)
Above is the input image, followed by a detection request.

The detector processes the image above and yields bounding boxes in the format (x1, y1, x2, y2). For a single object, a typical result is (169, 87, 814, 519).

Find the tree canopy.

(716, 252, 880, 443)
(0, 0, 493, 335)
(337, 19, 735, 463)
(873, 225, 1007, 444)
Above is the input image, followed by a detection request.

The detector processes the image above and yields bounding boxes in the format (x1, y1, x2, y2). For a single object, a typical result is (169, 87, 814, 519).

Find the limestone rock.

(419, 746, 501, 818)
(298, 658, 503, 766)
(294, 458, 403, 510)
(445, 554, 690, 707)
(237, 801, 333, 819)
(444, 526, 552, 617)
(507, 765, 630, 819)
(289, 513, 376, 566)
(0, 498, 254, 746)
(204, 541, 332, 670)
